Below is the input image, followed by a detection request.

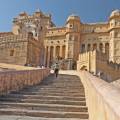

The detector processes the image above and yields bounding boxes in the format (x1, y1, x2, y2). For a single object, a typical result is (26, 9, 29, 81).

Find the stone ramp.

(0, 74, 89, 119)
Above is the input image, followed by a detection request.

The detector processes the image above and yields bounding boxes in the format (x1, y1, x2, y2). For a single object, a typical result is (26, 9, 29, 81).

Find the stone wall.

(0, 33, 42, 67)
(79, 71, 120, 120)
(0, 68, 50, 95)
(77, 51, 96, 73)
(0, 34, 28, 65)
(77, 50, 120, 81)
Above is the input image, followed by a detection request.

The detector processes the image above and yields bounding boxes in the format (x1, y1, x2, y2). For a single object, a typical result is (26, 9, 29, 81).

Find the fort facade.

(0, 9, 120, 69)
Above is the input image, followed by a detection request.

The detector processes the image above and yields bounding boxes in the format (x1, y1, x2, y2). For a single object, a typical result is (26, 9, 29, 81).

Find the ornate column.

(102, 44, 105, 53)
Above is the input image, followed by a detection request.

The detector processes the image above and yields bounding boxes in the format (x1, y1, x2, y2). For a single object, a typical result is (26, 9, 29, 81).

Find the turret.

(109, 10, 120, 63)
(109, 9, 120, 29)
(66, 14, 81, 32)
(65, 14, 81, 65)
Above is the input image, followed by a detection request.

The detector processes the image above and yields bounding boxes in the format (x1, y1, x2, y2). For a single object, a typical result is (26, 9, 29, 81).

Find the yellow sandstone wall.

(0, 64, 50, 95)
(77, 50, 120, 81)
(79, 71, 120, 120)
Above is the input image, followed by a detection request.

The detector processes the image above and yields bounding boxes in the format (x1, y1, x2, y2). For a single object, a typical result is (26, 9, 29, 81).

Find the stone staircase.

(0, 74, 89, 120)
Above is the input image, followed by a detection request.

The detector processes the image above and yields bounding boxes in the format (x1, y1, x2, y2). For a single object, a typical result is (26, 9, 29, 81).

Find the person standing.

(54, 63, 59, 78)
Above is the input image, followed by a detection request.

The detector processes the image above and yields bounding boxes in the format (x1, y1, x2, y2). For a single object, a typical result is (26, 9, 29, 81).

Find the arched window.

(10, 50, 14, 56)
(81, 44, 85, 53)
(87, 44, 91, 51)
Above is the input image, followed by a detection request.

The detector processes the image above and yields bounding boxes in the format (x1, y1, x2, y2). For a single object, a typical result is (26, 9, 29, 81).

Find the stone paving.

(0, 72, 88, 120)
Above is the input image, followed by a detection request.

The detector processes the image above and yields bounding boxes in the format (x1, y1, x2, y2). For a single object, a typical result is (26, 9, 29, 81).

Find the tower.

(12, 10, 53, 66)
(65, 15, 81, 61)
(109, 10, 120, 63)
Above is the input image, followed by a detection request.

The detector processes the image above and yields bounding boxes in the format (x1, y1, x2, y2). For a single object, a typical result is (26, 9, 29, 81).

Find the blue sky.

(0, 0, 120, 32)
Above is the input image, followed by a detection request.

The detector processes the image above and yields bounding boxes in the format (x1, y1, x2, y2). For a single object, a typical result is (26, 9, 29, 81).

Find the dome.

(110, 9, 120, 18)
(67, 14, 80, 22)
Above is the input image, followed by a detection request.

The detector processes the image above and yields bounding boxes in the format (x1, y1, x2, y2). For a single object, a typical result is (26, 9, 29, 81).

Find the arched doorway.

(50, 46, 54, 60)
(50, 46, 54, 65)
(87, 44, 91, 51)
(62, 45, 66, 59)
(93, 43, 97, 50)
(80, 65, 87, 71)
(81, 44, 85, 53)
(105, 43, 109, 59)
(99, 43, 103, 52)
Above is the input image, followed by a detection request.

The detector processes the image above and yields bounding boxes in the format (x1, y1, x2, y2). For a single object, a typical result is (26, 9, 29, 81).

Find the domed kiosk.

(66, 14, 80, 23)
(110, 9, 120, 18)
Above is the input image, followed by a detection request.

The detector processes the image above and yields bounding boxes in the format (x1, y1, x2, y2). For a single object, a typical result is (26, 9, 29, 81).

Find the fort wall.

(77, 50, 120, 81)
(0, 64, 50, 95)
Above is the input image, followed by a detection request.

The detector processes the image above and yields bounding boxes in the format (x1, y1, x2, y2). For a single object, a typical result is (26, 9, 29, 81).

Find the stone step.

(0, 115, 88, 120)
(20, 88, 84, 93)
(41, 81, 82, 84)
(0, 102, 88, 112)
(2, 94, 86, 101)
(0, 109, 89, 119)
(24, 87, 84, 90)
(11, 92, 85, 97)
(19, 87, 84, 93)
(41, 83, 84, 86)
(0, 98, 86, 106)
(36, 85, 84, 88)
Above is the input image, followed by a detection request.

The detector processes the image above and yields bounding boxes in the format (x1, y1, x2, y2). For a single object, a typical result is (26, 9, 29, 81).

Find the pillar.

(47, 46, 50, 67)
(53, 46, 56, 59)
(60, 45, 63, 58)
(44, 46, 47, 66)
(102, 44, 105, 53)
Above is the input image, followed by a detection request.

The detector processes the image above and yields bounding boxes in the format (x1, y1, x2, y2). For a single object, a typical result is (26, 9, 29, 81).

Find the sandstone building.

(0, 9, 54, 66)
(0, 9, 120, 70)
